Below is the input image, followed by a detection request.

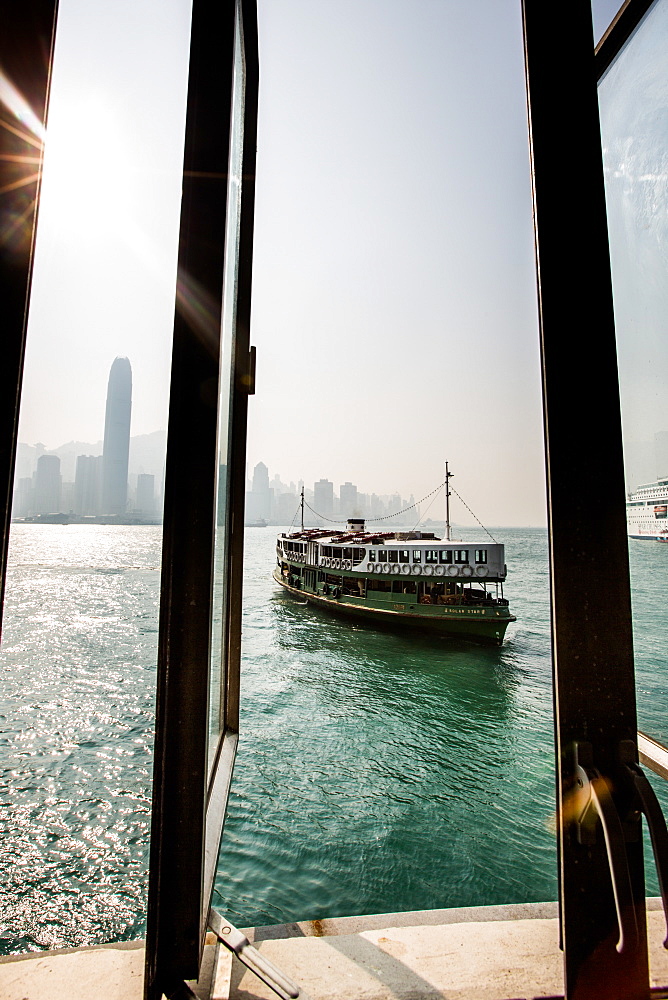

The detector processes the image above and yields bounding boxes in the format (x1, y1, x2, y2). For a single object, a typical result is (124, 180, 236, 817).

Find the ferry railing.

(639, 733, 668, 785)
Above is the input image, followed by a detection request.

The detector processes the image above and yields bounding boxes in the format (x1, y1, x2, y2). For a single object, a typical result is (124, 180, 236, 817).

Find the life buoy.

(334, 558, 341, 569)
(344, 560, 351, 570)
(412, 565, 422, 575)
(434, 565, 445, 577)
(374, 564, 383, 574)
(423, 565, 433, 576)
(401, 564, 411, 575)
(367, 562, 374, 572)
(476, 566, 488, 577)
(382, 564, 391, 574)
(392, 565, 401, 574)
(447, 565, 458, 577)
(461, 565, 473, 577)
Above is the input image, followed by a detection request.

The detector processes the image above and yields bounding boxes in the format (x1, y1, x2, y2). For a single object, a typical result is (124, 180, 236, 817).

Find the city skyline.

(245, 460, 475, 529)
(13, 358, 159, 521)
(12, 0, 624, 530)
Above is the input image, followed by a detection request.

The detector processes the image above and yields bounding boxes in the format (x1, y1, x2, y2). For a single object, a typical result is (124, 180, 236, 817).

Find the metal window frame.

(522, 1, 666, 997)
(0, 1, 59, 641)
(595, 0, 657, 78)
(143, 1, 258, 996)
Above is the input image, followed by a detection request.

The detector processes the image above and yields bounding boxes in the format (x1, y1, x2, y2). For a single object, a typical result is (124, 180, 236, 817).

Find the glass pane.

(209, 3, 245, 775)
(599, 0, 668, 888)
(2, 0, 191, 954)
(216, 0, 553, 936)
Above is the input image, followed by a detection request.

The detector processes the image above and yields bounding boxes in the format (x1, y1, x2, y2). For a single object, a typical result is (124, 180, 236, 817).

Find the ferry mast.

(445, 462, 453, 542)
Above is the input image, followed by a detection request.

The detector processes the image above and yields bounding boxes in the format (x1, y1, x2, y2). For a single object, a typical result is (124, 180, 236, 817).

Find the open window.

(143, 1, 258, 996)
(3, 3, 668, 1000)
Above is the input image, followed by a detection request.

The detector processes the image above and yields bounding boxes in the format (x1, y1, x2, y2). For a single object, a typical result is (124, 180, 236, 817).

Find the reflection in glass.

(599, 0, 668, 862)
(599, 0, 668, 490)
(209, 6, 245, 775)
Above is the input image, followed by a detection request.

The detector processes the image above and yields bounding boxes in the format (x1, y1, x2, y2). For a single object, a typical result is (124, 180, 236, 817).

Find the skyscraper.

(74, 455, 102, 515)
(339, 481, 358, 519)
(33, 454, 61, 513)
(101, 357, 132, 515)
(136, 473, 156, 515)
(313, 479, 334, 520)
(246, 461, 271, 521)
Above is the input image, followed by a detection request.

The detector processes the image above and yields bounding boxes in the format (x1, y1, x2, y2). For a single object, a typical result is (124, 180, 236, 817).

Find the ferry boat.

(273, 469, 515, 645)
(627, 477, 668, 540)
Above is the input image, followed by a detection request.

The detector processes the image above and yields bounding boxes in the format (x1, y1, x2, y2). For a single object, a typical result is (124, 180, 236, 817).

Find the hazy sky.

(15, 0, 622, 527)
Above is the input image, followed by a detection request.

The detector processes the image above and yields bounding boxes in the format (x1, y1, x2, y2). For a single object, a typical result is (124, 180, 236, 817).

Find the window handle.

(623, 758, 668, 949)
(209, 908, 308, 1000)
(573, 746, 639, 955)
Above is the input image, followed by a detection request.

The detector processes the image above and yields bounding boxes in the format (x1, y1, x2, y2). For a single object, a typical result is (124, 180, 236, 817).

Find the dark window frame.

(144, 1, 259, 996)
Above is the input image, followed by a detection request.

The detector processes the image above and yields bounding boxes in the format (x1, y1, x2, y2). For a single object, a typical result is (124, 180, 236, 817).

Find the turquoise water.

(1, 524, 667, 953)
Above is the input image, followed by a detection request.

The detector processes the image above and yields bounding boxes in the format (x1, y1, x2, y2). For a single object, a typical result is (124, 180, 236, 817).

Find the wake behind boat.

(273, 466, 515, 645)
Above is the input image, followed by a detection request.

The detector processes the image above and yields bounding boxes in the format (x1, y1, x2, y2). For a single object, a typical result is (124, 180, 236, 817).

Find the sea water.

(0, 523, 667, 953)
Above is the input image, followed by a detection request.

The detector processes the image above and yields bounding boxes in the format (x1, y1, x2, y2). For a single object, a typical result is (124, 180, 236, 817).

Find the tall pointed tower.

(101, 357, 132, 515)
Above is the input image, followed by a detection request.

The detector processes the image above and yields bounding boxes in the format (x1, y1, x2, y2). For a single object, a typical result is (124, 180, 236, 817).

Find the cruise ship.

(627, 477, 668, 540)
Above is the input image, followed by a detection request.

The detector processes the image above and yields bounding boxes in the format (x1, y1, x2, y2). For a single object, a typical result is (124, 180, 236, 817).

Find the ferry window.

(455, 549, 469, 563)
(398, 549, 409, 561)
(368, 550, 375, 561)
(378, 549, 387, 562)
(412, 550, 421, 562)
(402, 581, 416, 595)
(343, 547, 352, 559)
(439, 550, 453, 563)
(475, 549, 488, 563)
(388, 550, 398, 563)
(391, 580, 403, 593)
(425, 550, 438, 563)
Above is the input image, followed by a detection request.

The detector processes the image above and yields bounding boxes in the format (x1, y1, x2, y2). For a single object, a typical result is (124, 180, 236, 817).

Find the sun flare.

(39, 95, 133, 243)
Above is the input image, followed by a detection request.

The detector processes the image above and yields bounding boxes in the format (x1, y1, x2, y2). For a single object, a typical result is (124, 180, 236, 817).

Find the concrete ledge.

(3, 902, 668, 1000)
(0, 940, 144, 1000)
(246, 900, 561, 943)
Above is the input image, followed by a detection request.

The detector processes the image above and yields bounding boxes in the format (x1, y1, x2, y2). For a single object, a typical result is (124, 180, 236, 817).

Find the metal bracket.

(620, 740, 668, 950)
(209, 907, 308, 1000)
(572, 742, 639, 954)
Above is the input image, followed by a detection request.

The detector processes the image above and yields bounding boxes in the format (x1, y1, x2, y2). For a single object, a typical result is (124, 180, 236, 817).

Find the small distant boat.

(273, 466, 515, 645)
(245, 517, 268, 528)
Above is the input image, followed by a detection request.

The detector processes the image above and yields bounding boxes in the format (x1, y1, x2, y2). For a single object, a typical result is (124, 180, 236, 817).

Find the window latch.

(619, 739, 668, 950)
(240, 345, 256, 395)
(209, 907, 309, 1000)
(572, 741, 640, 955)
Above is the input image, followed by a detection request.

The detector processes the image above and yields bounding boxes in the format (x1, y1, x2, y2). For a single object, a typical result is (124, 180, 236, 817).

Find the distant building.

(13, 477, 33, 517)
(33, 454, 61, 513)
(252, 462, 269, 494)
(276, 491, 298, 524)
(74, 455, 102, 515)
(246, 461, 271, 521)
(339, 481, 358, 519)
(313, 479, 334, 521)
(136, 473, 155, 515)
(101, 357, 132, 515)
